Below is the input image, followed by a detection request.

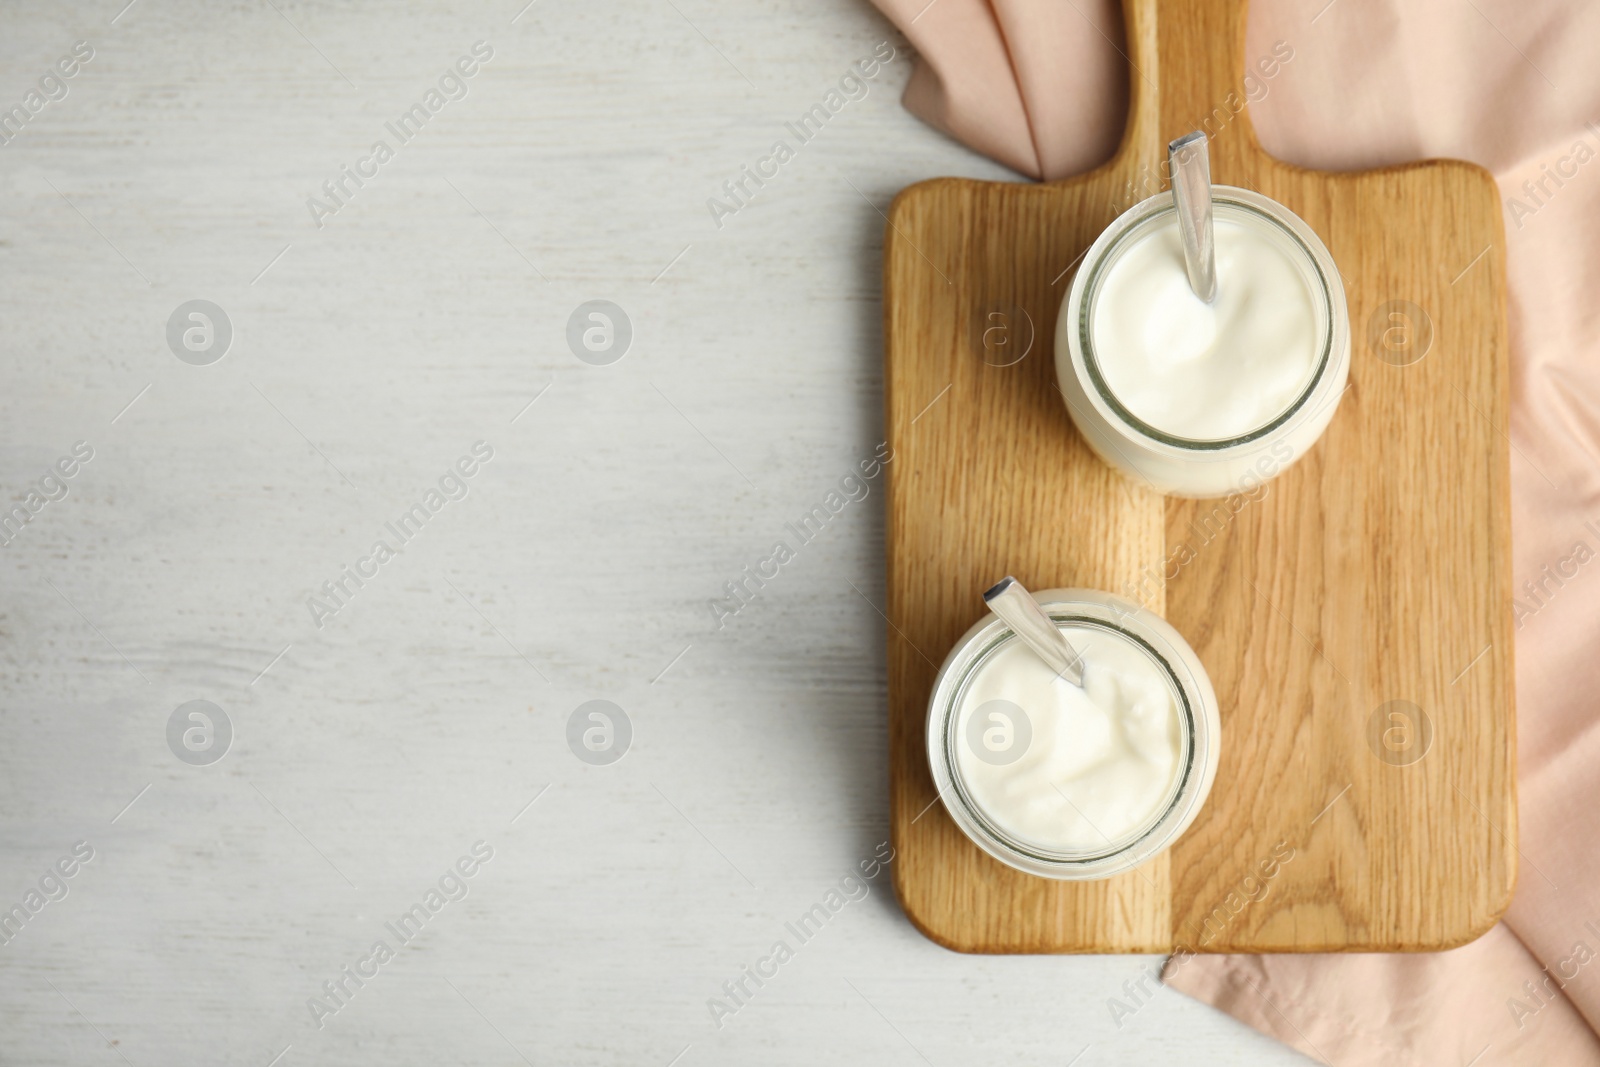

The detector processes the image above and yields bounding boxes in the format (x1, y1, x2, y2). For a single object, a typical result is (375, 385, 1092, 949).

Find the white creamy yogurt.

(954, 626, 1182, 855)
(1090, 213, 1320, 442)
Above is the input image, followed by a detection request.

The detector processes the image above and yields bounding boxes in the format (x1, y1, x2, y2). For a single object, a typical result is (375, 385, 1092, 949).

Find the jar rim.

(926, 591, 1219, 880)
(942, 616, 1196, 864)
(1072, 188, 1344, 453)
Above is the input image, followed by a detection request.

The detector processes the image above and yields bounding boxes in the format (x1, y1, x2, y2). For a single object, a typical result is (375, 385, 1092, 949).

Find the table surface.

(0, 1, 1305, 1063)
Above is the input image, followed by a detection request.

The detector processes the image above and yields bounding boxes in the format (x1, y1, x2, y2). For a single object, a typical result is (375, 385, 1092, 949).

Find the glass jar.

(1056, 187, 1350, 499)
(926, 588, 1220, 880)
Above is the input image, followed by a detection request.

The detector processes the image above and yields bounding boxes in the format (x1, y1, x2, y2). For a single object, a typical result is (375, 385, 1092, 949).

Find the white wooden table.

(0, 1, 1306, 1062)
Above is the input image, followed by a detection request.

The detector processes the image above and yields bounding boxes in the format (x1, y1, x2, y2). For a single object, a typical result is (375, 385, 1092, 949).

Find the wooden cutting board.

(882, 0, 1515, 953)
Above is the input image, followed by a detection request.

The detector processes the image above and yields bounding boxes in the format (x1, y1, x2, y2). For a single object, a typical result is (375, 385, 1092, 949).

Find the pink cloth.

(869, 0, 1600, 1062)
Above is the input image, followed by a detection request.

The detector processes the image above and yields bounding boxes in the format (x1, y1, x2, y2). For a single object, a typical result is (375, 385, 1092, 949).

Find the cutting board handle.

(1113, 0, 1264, 184)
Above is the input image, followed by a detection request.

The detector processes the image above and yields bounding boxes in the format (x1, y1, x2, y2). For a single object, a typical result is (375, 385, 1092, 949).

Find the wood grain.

(884, 0, 1515, 953)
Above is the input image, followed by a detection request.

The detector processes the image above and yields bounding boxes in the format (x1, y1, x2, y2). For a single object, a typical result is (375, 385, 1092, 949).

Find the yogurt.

(1056, 188, 1350, 499)
(1090, 215, 1320, 442)
(954, 625, 1181, 853)
(926, 588, 1220, 880)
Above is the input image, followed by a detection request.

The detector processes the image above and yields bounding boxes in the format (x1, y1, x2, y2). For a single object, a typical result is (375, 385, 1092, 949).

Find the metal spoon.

(983, 576, 1085, 687)
(1168, 130, 1217, 303)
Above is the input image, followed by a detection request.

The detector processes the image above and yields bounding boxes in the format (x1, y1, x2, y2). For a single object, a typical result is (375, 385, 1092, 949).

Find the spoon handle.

(983, 577, 1085, 687)
(1169, 130, 1217, 303)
